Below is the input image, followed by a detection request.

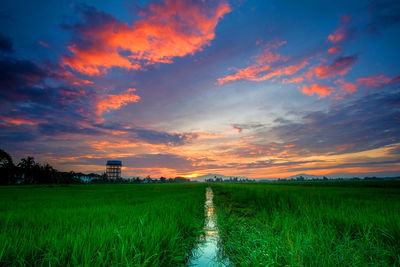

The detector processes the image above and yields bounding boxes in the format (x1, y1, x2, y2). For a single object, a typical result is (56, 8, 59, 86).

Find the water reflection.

(188, 187, 230, 267)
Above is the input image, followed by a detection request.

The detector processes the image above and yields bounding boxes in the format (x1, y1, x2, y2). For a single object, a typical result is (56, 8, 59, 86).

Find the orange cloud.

(0, 116, 37, 126)
(63, 0, 231, 76)
(97, 88, 140, 115)
(302, 84, 334, 98)
(328, 15, 350, 43)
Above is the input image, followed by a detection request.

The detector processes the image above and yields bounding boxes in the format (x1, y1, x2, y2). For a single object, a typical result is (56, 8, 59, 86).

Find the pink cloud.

(314, 55, 357, 79)
(328, 46, 341, 55)
(217, 40, 308, 85)
(357, 74, 400, 87)
(283, 61, 308, 75)
(336, 79, 356, 93)
(60, 89, 87, 104)
(38, 41, 49, 47)
(332, 79, 357, 99)
(282, 76, 304, 84)
(62, 0, 231, 76)
(328, 15, 351, 43)
(54, 70, 94, 86)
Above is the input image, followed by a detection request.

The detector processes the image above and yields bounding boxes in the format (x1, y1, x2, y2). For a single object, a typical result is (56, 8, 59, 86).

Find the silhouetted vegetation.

(205, 176, 256, 183)
(88, 175, 192, 184)
(205, 175, 256, 183)
(0, 148, 196, 185)
(0, 149, 81, 185)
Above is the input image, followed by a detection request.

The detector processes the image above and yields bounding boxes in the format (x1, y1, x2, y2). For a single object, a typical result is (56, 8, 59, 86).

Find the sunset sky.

(0, 0, 399, 178)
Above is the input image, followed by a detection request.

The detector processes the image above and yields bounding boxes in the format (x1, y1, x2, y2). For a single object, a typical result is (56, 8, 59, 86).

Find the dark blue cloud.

(62, 4, 118, 50)
(94, 122, 192, 145)
(235, 159, 324, 169)
(0, 58, 45, 92)
(37, 122, 103, 136)
(0, 54, 194, 147)
(367, 0, 400, 34)
(271, 85, 400, 155)
(0, 34, 13, 53)
(289, 160, 400, 172)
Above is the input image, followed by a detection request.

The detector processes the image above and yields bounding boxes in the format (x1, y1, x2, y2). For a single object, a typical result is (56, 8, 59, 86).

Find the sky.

(0, 0, 399, 179)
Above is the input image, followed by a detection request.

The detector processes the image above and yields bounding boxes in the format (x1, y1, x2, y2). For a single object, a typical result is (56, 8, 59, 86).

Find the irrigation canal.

(188, 187, 230, 266)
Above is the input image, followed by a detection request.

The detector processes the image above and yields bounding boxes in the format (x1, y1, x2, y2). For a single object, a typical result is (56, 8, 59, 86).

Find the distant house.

(74, 172, 101, 183)
(106, 160, 122, 179)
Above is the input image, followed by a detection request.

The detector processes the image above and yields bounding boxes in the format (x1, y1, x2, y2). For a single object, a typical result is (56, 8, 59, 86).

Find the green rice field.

(1, 181, 400, 266)
(212, 181, 400, 266)
(0, 184, 206, 266)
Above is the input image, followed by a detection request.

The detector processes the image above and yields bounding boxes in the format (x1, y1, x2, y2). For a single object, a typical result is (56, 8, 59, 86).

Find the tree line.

(0, 149, 194, 185)
(0, 149, 82, 185)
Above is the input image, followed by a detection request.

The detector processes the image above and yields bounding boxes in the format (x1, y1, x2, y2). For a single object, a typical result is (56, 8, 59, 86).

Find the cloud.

(216, 39, 308, 85)
(231, 123, 264, 133)
(271, 87, 400, 155)
(333, 78, 357, 99)
(328, 46, 341, 55)
(93, 122, 195, 146)
(62, 0, 231, 76)
(51, 69, 94, 86)
(232, 125, 242, 133)
(96, 88, 140, 115)
(314, 55, 357, 79)
(328, 15, 351, 43)
(366, 0, 400, 34)
(0, 34, 13, 53)
(283, 61, 309, 75)
(38, 41, 49, 47)
(302, 84, 334, 98)
(288, 160, 400, 173)
(61, 153, 196, 172)
(122, 154, 194, 170)
(282, 76, 304, 84)
(0, 58, 94, 119)
(37, 122, 103, 136)
(132, 128, 189, 145)
(0, 54, 196, 150)
(0, 116, 37, 126)
(357, 74, 400, 87)
(235, 159, 324, 169)
(0, 58, 46, 92)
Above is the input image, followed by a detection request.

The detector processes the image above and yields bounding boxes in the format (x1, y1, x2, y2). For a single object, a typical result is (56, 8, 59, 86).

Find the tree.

(18, 156, 37, 184)
(0, 149, 16, 185)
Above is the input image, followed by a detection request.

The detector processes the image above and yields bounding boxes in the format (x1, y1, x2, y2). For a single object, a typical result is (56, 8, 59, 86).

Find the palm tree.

(18, 156, 37, 184)
(0, 149, 16, 184)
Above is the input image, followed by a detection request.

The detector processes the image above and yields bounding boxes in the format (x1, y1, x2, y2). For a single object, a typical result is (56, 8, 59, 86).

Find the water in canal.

(188, 187, 230, 267)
